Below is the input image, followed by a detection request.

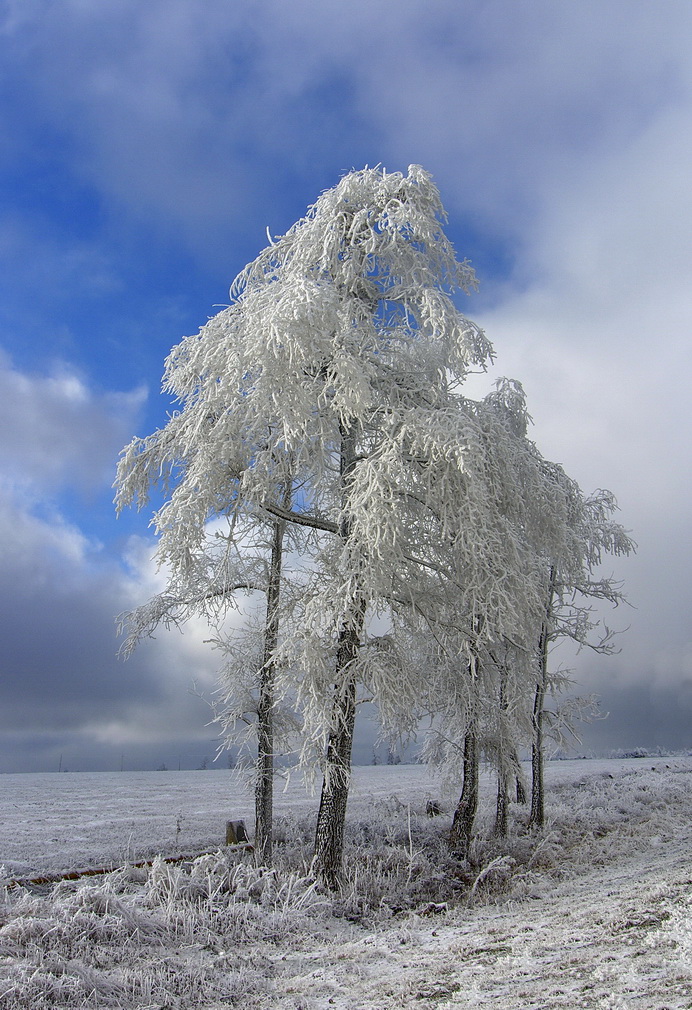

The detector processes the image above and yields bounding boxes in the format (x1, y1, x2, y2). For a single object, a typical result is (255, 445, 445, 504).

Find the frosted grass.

(2, 758, 692, 1007)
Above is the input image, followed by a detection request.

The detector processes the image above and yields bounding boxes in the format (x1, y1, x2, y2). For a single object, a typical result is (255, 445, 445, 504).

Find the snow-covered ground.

(2, 758, 692, 1007)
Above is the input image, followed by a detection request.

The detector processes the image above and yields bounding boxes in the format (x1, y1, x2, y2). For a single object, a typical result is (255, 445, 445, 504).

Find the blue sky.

(1, 0, 691, 771)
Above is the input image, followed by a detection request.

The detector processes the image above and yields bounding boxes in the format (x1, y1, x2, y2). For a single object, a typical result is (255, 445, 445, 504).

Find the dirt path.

(273, 830, 692, 1008)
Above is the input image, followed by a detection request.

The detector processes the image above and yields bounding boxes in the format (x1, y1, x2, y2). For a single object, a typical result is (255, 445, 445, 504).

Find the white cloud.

(0, 350, 146, 493)
(4, 1, 690, 264)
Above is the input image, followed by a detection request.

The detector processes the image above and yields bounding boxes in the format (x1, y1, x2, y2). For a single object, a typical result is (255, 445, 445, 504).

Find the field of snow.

(0, 764, 443, 879)
(2, 758, 692, 1007)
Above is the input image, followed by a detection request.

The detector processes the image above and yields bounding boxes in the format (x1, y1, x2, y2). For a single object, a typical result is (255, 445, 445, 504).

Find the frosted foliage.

(114, 167, 501, 753)
(410, 382, 633, 782)
(116, 166, 490, 550)
(209, 611, 303, 766)
(114, 165, 631, 791)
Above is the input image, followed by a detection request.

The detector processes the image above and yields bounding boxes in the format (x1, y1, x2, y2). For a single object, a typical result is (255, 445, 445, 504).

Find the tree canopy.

(116, 165, 632, 884)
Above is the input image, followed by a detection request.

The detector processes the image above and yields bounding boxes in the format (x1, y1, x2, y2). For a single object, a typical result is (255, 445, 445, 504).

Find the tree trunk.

(254, 492, 289, 866)
(313, 422, 364, 888)
(493, 659, 509, 838)
(529, 570, 555, 829)
(494, 769, 509, 838)
(450, 724, 479, 859)
(529, 675, 546, 828)
(313, 591, 366, 887)
(313, 666, 359, 889)
(513, 748, 528, 804)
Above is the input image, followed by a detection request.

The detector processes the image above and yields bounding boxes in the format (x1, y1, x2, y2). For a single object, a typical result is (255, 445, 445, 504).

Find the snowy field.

(0, 764, 443, 879)
(2, 758, 692, 1007)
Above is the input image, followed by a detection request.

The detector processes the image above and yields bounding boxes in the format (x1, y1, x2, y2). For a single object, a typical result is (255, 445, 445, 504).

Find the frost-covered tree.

(116, 506, 294, 866)
(115, 166, 625, 885)
(117, 164, 545, 886)
(528, 493, 635, 827)
(416, 380, 633, 852)
(205, 495, 297, 866)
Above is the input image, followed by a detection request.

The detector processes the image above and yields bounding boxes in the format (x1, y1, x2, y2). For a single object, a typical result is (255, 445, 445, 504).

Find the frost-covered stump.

(225, 819, 249, 846)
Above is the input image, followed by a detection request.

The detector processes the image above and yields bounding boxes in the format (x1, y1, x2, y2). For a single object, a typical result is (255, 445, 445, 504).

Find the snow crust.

(2, 759, 692, 1007)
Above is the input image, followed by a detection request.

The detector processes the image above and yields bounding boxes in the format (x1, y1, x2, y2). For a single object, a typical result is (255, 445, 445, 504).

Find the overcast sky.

(0, 0, 690, 771)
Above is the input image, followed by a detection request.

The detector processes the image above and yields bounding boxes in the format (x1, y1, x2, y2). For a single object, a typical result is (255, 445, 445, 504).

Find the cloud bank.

(0, 1, 690, 765)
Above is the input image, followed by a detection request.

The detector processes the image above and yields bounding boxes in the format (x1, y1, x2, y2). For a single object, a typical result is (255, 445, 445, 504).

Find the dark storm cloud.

(0, 353, 222, 771)
(578, 680, 692, 755)
(0, 503, 158, 730)
(0, 485, 223, 771)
